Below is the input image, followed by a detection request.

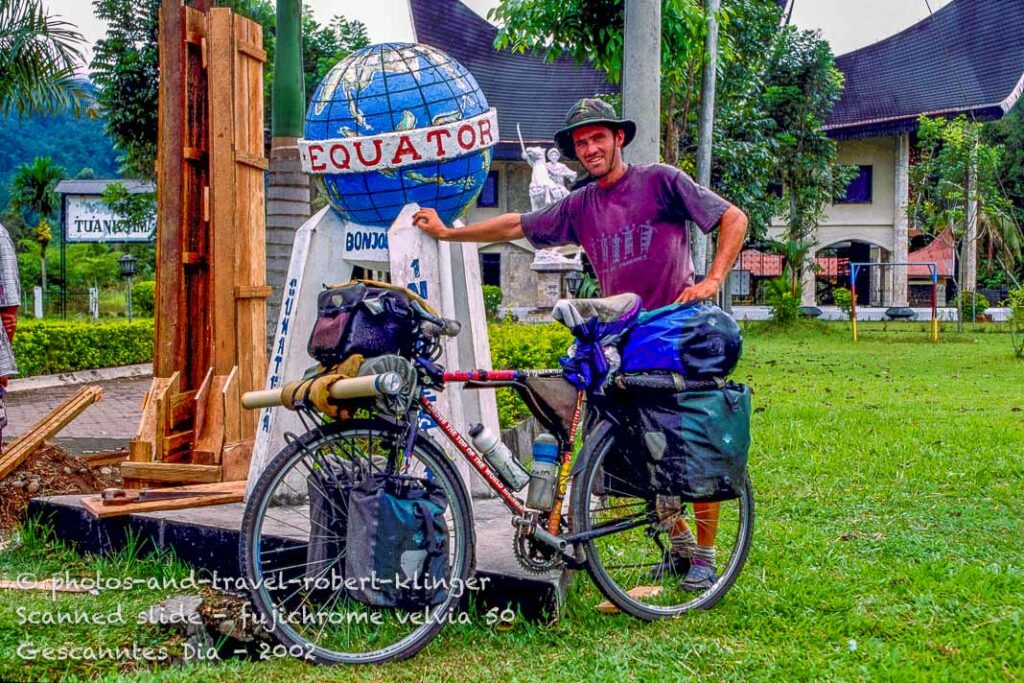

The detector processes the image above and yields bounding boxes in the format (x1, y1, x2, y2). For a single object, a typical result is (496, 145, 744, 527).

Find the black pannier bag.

(305, 459, 355, 588)
(345, 474, 450, 608)
(604, 382, 752, 501)
(307, 282, 416, 367)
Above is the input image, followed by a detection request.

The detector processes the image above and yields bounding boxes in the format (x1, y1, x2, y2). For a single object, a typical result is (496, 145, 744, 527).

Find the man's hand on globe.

(413, 208, 450, 240)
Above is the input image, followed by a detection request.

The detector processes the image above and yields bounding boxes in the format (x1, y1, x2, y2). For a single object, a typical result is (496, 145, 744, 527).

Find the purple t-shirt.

(520, 164, 730, 309)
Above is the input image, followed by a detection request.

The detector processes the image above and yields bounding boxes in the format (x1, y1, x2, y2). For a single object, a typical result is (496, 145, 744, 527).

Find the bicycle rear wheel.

(570, 428, 753, 619)
(239, 418, 474, 664)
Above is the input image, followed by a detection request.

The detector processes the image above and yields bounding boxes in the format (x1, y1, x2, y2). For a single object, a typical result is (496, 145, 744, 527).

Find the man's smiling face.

(571, 124, 625, 179)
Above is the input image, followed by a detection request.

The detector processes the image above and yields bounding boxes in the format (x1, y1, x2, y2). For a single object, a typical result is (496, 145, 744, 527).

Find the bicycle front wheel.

(239, 418, 474, 664)
(570, 429, 754, 619)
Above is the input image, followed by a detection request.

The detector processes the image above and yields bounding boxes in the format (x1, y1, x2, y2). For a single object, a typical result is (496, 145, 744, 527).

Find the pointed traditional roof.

(826, 0, 1024, 139)
(907, 228, 955, 278)
(409, 0, 618, 160)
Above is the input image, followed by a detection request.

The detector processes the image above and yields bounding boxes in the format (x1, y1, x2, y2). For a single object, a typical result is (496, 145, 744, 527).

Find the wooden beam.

(0, 387, 103, 480)
(120, 462, 222, 484)
(193, 374, 226, 465)
(221, 439, 252, 481)
(81, 481, 245, 519)
(154, 0, 187, 379)
(234, 285, 272, 299)
(208, 8, 238, 377)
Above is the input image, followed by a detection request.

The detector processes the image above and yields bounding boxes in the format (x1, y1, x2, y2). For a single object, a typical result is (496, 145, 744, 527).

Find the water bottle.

(468, 423, 530, 491)
(526, 432, 560, 511)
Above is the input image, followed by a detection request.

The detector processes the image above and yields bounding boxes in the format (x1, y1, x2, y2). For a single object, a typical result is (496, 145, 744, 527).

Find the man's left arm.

(677, 205, 748, 303)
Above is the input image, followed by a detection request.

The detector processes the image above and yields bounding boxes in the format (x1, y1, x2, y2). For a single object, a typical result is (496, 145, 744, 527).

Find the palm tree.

(11, 155, 65, 298)
(0, 0, 89, 118)
(766, 237, 818, 297)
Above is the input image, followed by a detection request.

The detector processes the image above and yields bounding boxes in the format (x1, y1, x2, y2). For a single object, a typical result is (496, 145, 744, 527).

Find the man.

(0, 221, 20, 441)
(414, 98, 748, 592)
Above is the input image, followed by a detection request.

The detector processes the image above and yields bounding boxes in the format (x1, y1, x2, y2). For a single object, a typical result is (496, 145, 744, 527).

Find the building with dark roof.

(825, 0, 1024, 140)
(761, 0, 1024, 312)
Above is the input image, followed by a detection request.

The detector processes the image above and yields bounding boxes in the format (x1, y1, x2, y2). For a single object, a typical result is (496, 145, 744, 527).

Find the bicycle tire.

(570, 427, 754, 620)
(239, 418, 475, 664)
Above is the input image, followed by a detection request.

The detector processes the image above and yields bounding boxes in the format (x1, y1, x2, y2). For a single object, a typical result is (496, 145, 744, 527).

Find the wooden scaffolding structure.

(124, 1, 269, 487)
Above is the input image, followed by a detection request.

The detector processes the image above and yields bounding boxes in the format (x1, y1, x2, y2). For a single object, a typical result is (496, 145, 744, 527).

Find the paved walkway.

(4, 377, 149, 453)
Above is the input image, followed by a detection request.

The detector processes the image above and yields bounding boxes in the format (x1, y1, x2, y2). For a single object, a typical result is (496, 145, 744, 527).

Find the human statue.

(545, 148, 577, 194)
(523, 146, 570, 211)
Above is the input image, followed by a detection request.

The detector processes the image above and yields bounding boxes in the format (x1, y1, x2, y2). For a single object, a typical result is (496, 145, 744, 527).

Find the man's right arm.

(412, 207, 523, 243)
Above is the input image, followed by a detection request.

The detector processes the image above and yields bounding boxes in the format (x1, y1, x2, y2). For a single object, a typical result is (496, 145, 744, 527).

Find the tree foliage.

(0, 0, 90, 118)
(10, 155, 63, 225)
(90, 0, 369, 179)
(90, 0, 160, 179)
(910, 115, 1021, 273)
(763, 27, 852, 243)
(488, 0, 848, 243)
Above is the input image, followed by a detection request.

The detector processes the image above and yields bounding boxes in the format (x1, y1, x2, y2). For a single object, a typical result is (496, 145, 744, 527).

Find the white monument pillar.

(247, 203, 501, 499)
(891, 133, 911, 308)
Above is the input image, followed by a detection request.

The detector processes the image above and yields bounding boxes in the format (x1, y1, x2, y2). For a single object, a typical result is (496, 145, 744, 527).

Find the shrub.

(12, 319, 154, 377)
(952, 290, 990, 321)
(832, 287, 853, 316)
(132, 280, 156, 316)
(488, 321, 572, 427)
(764, 277, 800, 324)
(482, 285, 502, 319)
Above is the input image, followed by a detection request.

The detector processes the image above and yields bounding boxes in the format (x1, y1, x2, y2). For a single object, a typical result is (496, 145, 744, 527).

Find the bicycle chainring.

(513, 528, 565, 574)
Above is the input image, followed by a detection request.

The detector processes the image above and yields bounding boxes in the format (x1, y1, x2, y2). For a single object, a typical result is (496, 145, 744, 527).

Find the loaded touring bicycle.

(239, 280, 753, 664)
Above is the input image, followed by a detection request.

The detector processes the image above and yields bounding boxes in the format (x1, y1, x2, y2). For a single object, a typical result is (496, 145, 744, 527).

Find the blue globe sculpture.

(303, 43, 495, 227)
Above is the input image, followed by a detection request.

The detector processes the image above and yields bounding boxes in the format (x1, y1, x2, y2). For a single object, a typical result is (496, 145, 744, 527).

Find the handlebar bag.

(308, 282, 416, 366)
(620, 301, 742, 380)
(345, 474, 451, 608)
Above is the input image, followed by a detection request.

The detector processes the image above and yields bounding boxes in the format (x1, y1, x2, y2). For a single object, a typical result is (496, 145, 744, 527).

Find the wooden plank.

(152, 372, 180, 463)
(207, 8, 238, 378)
(183, 146, 205, 161)
(81, 481, 246, 519)
(221, 439, 252, 481)
(235, 152, 268, 170)
(222, 367, 241, 444)
(234, 285, 272, 299)
(80, 451, 129, 468)
(162, 430, 195, 454)
(194, 374, 226, 465)
(154, 0, 187, 379)
(0, 387, 103, 480)
(121, 462, 222, 484)
(193, 367, 213, 439)
(235, 39, 266, 62)
(233, 13, 267, 442)
(181, 251, 206, 265)
(169, 390, 197, 427)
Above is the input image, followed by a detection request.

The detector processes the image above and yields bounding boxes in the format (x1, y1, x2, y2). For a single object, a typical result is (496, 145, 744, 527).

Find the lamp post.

(119, 253, 137, 322)
(565, 270, 584, 298)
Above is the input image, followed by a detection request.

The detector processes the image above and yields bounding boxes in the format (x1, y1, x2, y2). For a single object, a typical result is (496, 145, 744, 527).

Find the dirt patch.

(0, 442, 125, 534)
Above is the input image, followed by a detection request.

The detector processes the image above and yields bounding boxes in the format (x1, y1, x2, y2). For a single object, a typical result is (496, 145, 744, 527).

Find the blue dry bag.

(620, 301, 742, 380)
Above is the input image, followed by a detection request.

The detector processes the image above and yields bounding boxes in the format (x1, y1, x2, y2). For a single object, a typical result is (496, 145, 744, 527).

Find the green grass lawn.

(2, 323, 1022, 681)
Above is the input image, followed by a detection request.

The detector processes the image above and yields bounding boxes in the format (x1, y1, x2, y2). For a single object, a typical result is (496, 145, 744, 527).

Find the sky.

(53, 0, 954, 74)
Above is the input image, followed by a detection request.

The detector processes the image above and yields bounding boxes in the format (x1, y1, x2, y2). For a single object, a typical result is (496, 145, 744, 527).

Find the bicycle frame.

(412, 369, 585, 535)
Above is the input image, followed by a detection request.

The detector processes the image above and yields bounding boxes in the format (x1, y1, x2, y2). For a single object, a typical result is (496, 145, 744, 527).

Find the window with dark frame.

(837, 165, 873, 204)
(477, 170, 499, 208)
(480, 253, 501, 286)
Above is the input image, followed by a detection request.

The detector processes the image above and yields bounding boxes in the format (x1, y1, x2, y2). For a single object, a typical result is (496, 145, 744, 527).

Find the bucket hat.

(554, 98, 637, 160)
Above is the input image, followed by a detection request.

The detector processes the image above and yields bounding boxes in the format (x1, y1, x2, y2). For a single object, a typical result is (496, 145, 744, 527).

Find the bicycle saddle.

(551, 293, 642, 329)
